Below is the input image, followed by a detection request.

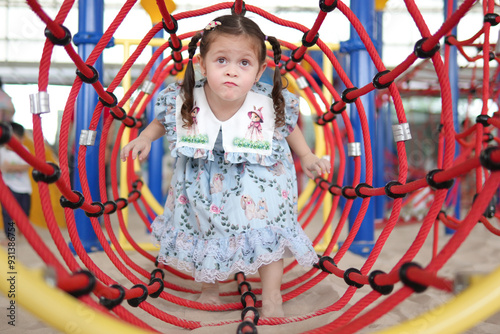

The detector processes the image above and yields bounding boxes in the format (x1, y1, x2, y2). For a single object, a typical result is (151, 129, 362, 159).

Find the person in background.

(0, 122, 32, 245)
(0, 78, 16, 122)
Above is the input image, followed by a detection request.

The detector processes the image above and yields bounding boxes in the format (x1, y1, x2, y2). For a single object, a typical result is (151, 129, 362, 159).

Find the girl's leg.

(197, 281, 221, 304)
(258, 259, 284, 317)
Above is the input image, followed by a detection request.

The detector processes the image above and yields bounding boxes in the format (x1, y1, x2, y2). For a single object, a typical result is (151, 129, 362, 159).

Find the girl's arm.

(120, 119, 166, 162)
(286, 126, 330, 179)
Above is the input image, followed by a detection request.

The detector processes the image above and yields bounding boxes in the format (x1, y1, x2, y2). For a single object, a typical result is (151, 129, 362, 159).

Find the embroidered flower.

(178, 195, 188, 205)
(210, 204, 221, 214)
(205, 20, 221, 30)
(282, 190, 289, 199)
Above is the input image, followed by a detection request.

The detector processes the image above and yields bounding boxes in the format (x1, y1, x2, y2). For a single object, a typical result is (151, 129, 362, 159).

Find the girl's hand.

(299, 152, 330, 179)
(120, 136, 152, 162)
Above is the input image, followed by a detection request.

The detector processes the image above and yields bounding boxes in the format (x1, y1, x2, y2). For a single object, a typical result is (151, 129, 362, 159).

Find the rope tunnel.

(1, 0, 500, 333)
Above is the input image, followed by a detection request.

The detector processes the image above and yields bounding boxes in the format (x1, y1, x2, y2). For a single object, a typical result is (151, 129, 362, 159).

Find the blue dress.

(151, 80, 318, 283)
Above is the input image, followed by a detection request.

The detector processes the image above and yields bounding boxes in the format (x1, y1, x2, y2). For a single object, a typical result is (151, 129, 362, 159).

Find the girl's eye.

(217, 57, 226, 64)
(241, 60, 249, 66)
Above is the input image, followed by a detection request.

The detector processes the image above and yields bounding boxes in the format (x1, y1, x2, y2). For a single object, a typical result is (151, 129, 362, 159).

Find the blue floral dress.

(151, 80, 318, 283)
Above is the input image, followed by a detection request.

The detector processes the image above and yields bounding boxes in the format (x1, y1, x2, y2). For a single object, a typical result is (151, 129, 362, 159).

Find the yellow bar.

(375, 267, 500, 334)
(0, 248, 155, 334)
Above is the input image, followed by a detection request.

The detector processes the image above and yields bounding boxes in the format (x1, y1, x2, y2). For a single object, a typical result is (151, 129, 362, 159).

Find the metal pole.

(71, 0, 105, 252)
(339, 0, 376, 257)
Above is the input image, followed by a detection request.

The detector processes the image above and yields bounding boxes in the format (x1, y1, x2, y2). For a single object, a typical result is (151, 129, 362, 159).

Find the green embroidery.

(180, 134, 209, 144)
(233, 137, 271, 150)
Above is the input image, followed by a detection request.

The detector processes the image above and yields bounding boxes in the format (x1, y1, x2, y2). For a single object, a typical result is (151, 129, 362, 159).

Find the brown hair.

(180, 14, 285, 128)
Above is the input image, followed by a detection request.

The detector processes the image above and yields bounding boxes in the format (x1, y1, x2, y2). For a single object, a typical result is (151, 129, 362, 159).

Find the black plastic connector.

(368, 270, 394, 295)
(168, 37, 183, 52)
(241, 306, 260, 325)
(344, 268, 364, 288)
(355, 183, 373, 199)
(104, 200, 118, 214)
(426, 169, 454, 190)
(99, 91, 118, 108)
(237, 321, 257, 334)
(85, 201, 105, 218)
(0, 122, 12, 145)
(399, 262, 427, 293)
(115, 197, 128, 210)
(414, 38, 440, 59)
(231, 1, 247, 16)
(479, 146, 500, 171)
(384, 180, 406, 199)
(484, 13, 499, 26)
(372, 70, 393, 89)
(123, 116, 138, 128)
(60, 190, 85, 209)
(162, 16, 178, 34)
(342, 186, 357, 200)
(302, 30, 320, 48)
(99, 284, 126, 309)
(44, 25, 72, 46)
(330, 101, 346, 114)
(318, 256, 337, 274)
(241, 291, 257, 308)
(148, 277, 164, 298)
(238, 281, 252, 294)
(328, 184, 341, 196)
(76, 65, 99, 84)
(32, 162, 61, 184)
(110, 107, 127, 121)
(341, 87, 358, 104)
(476, 114, 490, 127)
(127, 284, 148, 307)
(68, 270, 96, 298)
(319, 0, 338, 12)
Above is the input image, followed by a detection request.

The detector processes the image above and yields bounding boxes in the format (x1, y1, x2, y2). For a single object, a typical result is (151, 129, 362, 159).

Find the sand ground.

(0, 205, 499, 334)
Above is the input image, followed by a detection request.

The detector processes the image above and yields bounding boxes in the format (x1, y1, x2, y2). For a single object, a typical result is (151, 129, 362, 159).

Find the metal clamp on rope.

(30, 92, 51, 115)
(347, 142, 361, 157)
(79, 130, 97, 146)
(296, 76, 308, 90)
(368, 270, 394, 295)
(141, 80, 155, 95)
(392, 123, 412, 142)
(127, 284, 149, 307)
(99, 284, 126, 310)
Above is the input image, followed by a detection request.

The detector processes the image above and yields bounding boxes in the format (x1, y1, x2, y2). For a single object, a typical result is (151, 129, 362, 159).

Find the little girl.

(121, 14, 330, 317)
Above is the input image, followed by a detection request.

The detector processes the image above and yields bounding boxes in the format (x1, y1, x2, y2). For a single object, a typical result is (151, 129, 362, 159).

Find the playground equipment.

(0, 0, 499, 333)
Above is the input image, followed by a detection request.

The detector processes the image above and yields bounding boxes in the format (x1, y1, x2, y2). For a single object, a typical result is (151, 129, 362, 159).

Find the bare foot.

(261, 292, 284, 317)
(196, 282, 221, 304)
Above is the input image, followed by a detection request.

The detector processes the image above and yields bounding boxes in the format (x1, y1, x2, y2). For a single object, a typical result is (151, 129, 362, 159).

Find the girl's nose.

(226, 65, 237, 77)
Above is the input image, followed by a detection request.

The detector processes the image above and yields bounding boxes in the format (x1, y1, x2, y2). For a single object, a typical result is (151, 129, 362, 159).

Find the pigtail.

(180, 32, 203, 128)
(266, 36, 286, 128)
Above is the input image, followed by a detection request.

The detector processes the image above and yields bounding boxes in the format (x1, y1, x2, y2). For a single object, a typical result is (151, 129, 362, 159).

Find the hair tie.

(264, 35, 268, 41)
(204, 20, 221, 31)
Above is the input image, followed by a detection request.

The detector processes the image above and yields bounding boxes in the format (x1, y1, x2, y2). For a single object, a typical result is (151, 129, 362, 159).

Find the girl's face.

(198, 34, 266, 110)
